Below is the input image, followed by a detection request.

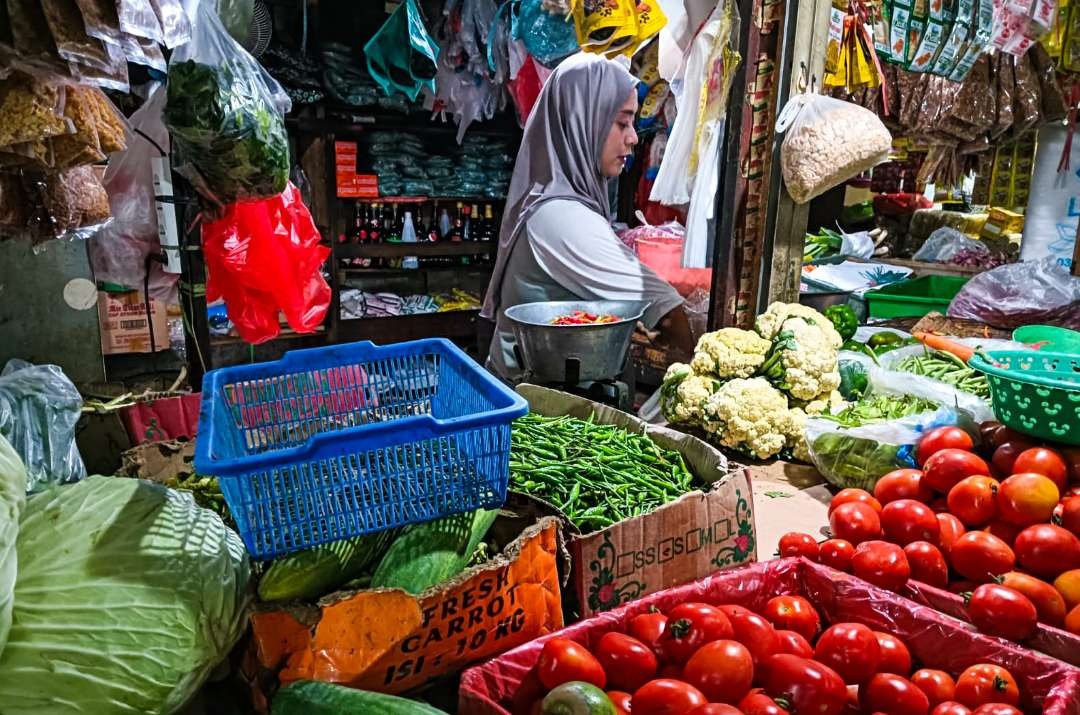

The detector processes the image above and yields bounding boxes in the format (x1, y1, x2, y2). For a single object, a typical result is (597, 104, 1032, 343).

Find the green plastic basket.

(968, 350, 1080, 445)
(1012, 325, 1080, 353)
(864, 275, 970, 320)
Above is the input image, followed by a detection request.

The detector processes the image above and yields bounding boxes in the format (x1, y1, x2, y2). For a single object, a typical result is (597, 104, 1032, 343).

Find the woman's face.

(599, 91, 639, 178)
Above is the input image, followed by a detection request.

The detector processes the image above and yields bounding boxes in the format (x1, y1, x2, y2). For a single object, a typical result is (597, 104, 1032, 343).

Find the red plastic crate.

(459, 558, 1080, 715)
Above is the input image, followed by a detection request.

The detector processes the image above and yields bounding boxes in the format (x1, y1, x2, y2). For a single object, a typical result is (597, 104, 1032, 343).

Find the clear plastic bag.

(149, 0, 191, 48)
(89, 85, 177, 301)
(0, 359, 86, 493)
(118, 0, 163, 42)
(164, 0, 290, 206)
(776, 94, 893, 204)
(912, 227, 989, 263)
(947, 257, 1080, 330)
(512, 0, 579, 67)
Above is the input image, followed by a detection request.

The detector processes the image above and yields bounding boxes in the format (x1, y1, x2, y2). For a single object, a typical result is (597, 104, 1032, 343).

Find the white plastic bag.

(776, 94, 892, 204)
(840, 230, 874, 259)
(912, 227, 989, 263)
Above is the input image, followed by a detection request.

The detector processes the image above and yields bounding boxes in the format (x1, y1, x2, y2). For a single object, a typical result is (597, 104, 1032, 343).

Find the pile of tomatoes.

(532, 596, 1029, 715)
(780, 422, 1080, 641)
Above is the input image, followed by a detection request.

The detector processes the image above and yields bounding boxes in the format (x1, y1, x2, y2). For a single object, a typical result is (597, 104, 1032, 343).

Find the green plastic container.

(865, 275, 970, 319)
(968, 350, 1080, 445)
(1012, 325, 1080, 354)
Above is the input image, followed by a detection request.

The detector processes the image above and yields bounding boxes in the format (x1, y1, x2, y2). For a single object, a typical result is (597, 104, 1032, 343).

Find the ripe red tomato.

(918, 426, 974, 466)
(778, 532, 821, 561)
(830, 501, 883, 545)
(971, 705, 1023, 715)
(813, 622, 881, 684)
(1055, 569, 1080, 610)
(852, 540, 911, 591)
(998, 571, 1068, 626)
(819, 539, 855, 572)
(763, 595, 821, 641)
(1013, 523, 1080, 579)
(911, 669, 956, 707)
(1013, 447, 1069, 492)
(831, 488, 883, 514)
(1060, 496, 1080, 539)
(537, 637, 607, 689)
(739, 688, 792, 715)
(955, 665, 1019, 707)
(861, 673, 931, 715)
(775, 629, 815, 658)
(881, 499, 941, 545)
(874, 631, 912, 675)
(627, 611, 667, 660)
(761, 654, 847, 715)
(1067, 603, 1080, 635)
(607, 690, 632, 715)
(658, 603, 733, 664)
(875, 469, 935, 505)
(682, 639, 755, 704)
(936, 513, 966, 556)
(923, 449, 991, 494)
(983, 520, 1021, 547)
(593, 632, 658, 692)
(632, 678, 708, 714)
(932, 703, 973, 715)
(966, 583, 1038, 640)
(991, 441, 1036, 479)
(997, 473, 1060, 526)
(718, 604, 781, 667)
(947, 476, 1000, 527)
(689, 705, 743, 715)
(903, 541, 949, 588)
(949, 531, 1016, 582)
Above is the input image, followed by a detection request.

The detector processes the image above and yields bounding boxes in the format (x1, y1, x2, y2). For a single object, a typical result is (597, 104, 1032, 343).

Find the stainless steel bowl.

(504, 300, 648, 383)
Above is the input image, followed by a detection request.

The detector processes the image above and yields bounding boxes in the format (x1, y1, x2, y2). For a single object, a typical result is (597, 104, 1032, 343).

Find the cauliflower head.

(702, 378, 792, 459)
(781, 407, 811, 463)
(664, 372, 722, 424)
(795, 390, 848, 416)
(755, 302, 842, 350)
(759, 317, 842, 401)
(690, 328, 771, 379)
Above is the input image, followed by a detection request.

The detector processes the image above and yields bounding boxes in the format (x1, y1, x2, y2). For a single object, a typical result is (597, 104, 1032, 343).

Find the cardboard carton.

(97, 290, 169, 355)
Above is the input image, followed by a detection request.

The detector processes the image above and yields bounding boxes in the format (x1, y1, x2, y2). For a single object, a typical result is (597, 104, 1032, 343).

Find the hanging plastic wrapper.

(164, 0, 290, 207)
(88, 84, 177, 302)
(0, 359, 86, 493)
(572, 0, 666, 58)
(364, 0, 439, 101)
(776, 93, 892, 204)
(512, 0, 579, 67)
(201, 183, 331, 344)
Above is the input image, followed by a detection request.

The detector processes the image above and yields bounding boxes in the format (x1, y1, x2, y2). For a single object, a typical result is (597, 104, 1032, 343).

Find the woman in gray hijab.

(482, 53, 692, 382)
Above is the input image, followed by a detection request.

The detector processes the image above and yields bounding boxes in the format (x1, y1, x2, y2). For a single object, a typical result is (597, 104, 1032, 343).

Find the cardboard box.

(246, 516, 564, 698)
(517, 385, 757, 619)
(97, 291, 169, 355)
(334, 141, 379, 198)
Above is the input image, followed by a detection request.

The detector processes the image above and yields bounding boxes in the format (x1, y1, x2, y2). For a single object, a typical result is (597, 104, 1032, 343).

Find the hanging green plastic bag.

(363, 0, 439, 101)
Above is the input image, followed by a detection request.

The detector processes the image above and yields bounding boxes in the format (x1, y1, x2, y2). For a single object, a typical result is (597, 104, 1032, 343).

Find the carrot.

(913, 331, 975, 363)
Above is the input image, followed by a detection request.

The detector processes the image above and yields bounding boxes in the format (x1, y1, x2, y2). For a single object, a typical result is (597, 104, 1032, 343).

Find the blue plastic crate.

(194, 339, 528, 559)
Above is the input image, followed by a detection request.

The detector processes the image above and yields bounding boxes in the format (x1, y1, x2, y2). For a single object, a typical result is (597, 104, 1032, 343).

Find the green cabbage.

(0, 476, 251, 714)
(0, 434, 26, 656)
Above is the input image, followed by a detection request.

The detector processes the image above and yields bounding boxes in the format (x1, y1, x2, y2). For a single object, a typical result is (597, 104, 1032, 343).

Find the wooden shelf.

(339, 265, 493, 275)
(210, 327, 327, 347)
(340, 196, 506, 204)
(336, 310, 481, 343)
(336, 241, 497, 258)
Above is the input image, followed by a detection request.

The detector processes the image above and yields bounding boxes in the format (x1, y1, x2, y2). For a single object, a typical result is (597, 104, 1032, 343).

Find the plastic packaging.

(200, 182, 330, 344)
(512, 0, 579, 67)
(149, 0, 191, 48)
(0, 359, 86, 493)
(164, 0, 289, 206)
(117, 0, 163, 42)
(41, 0, 112, 70)
(912, 227, 990, 263)
(88, 85, 177, 301)
(948, 257, 1080, 330)
(363, 0, 438, 101)
(776, 93, 892, 204)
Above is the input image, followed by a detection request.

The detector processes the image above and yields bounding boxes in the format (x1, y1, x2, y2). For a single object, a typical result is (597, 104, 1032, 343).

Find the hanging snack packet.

(948, 0, 991, 81)
(572, 0, 637, 56)
(931, 0, 971, 75)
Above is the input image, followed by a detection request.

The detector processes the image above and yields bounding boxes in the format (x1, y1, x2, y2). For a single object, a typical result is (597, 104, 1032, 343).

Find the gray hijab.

(481, 54, 638, 320)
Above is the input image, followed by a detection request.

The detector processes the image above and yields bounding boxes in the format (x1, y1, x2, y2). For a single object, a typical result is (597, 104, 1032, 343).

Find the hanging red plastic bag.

(201, 183, 330, 344)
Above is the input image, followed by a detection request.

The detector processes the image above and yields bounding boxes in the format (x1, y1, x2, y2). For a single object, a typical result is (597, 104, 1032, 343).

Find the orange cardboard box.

(247, 516, 564, 698)
(97, 290, 169, 355)
(516, 385, 757, 619)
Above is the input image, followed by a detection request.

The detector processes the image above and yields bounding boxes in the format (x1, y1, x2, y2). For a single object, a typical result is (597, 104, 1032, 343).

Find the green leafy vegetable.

(0, 476, 251, 714)
(811, 432, 906, 491)
(0, 435, 25, 657)
(819, 393, 937, 427)
(165, 59, 290, 205)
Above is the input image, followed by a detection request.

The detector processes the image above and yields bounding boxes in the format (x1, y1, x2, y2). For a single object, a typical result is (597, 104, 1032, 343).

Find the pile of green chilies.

(895, 349, 990, 400)
(819, 393, 938, 427)
(509, 413, 695, 532)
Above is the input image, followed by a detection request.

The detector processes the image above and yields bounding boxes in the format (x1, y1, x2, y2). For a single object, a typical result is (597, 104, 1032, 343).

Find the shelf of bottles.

(335, 198, 503, 271)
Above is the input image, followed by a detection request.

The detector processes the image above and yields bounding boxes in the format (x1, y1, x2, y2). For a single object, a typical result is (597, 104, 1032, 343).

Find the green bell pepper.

(824, 305, 858, 342)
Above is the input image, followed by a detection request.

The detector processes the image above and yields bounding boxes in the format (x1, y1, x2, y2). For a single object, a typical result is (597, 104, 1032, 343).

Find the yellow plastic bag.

(572, 0, 638, 55)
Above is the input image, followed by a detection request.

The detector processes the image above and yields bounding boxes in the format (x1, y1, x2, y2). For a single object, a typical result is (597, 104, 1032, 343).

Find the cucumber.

(271, 680, 447, 715)
(542, 682, 617, 715)
(258, 529, 397, 602)
(370, 508, 499, 594)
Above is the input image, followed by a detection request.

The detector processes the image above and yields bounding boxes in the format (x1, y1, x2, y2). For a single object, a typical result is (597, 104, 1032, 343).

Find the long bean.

(895, 349, 990, 400)
(509, 413, 696, 531)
